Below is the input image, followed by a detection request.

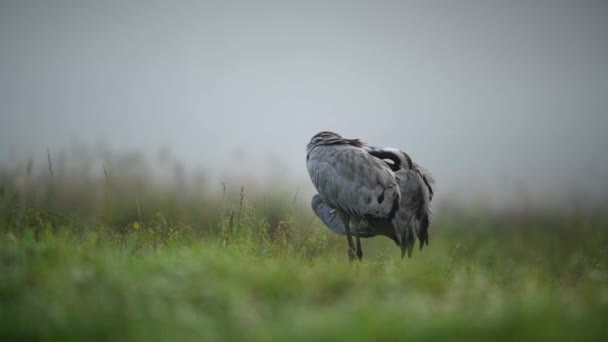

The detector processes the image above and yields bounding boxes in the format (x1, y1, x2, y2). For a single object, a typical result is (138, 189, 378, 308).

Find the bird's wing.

(311, 194, 346, 235)
(412, 162, 435, 201)
(364, 145, 435, 201)
(392, 169, 433, 258)
(311, 194, 375, 237)
(307, 145, 400, 220)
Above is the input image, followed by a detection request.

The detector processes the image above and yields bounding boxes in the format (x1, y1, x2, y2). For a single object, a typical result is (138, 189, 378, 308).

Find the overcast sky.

(1, 1, 607, 206)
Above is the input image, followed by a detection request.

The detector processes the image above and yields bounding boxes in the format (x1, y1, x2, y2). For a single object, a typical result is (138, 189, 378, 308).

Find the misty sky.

(1, 1, 607, 206)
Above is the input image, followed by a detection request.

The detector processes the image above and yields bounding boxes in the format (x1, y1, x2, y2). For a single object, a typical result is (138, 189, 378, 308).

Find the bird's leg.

(354, 221, 363, 261)
(339, 213, 356, 262)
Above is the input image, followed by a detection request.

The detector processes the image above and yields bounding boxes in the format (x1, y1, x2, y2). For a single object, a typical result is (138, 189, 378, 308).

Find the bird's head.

(365, 147, 413, 171)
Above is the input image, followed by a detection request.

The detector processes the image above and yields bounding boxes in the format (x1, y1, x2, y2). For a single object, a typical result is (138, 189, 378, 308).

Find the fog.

(1, 1, 607, 207)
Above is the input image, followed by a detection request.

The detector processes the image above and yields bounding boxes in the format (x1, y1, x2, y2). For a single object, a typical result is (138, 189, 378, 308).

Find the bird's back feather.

(307, 144, 400, 220)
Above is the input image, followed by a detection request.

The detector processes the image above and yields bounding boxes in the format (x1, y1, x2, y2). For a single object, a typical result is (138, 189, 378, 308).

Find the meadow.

(1, 152, 607, 341)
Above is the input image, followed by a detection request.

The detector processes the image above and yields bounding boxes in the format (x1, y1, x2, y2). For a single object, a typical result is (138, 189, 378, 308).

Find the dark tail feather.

(419, 211, 430, 250)
(400, 223, 416, 259)
(422, 175, 434, 201)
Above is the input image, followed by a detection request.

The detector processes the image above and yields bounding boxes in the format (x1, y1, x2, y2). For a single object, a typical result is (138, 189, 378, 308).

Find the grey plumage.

(364, 146, 435, 202)
(307, 131, 434, 260)
(311, 194, 347, 235)
(307, 133, 400, 221)
(311, 194, 375, 238)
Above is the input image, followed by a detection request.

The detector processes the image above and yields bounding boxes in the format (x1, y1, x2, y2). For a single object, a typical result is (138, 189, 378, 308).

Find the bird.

(306, 131, 434, 261)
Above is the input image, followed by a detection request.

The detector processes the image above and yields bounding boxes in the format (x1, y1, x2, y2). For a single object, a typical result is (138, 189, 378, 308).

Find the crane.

(306, 131, 434, 261)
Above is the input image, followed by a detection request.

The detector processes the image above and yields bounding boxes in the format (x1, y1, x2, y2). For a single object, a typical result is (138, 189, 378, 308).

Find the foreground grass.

(2, 149, 607, 340)
(1, 214, 607, 341)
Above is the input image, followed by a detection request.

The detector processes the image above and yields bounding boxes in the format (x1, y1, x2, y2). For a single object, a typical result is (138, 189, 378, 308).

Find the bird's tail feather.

(394, 170, 433, 258)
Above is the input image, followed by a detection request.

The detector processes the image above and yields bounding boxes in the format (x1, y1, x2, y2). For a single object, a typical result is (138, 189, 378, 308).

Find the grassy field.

(1, 156, 607, 341)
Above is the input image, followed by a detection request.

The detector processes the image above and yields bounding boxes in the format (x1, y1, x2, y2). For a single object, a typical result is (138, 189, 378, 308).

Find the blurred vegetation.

(1, 149, 607, 341)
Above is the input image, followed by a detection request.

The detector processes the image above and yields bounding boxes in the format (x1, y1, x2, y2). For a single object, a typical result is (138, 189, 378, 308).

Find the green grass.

(1, 212, 607, 341)
(1, 155, 607, 341)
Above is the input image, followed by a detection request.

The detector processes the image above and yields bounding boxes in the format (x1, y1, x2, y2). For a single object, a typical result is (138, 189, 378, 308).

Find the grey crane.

(306, 131, 434, 261)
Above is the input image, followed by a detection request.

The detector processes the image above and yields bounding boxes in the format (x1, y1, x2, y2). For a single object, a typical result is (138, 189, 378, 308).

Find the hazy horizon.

(1, 1, 607, 208)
